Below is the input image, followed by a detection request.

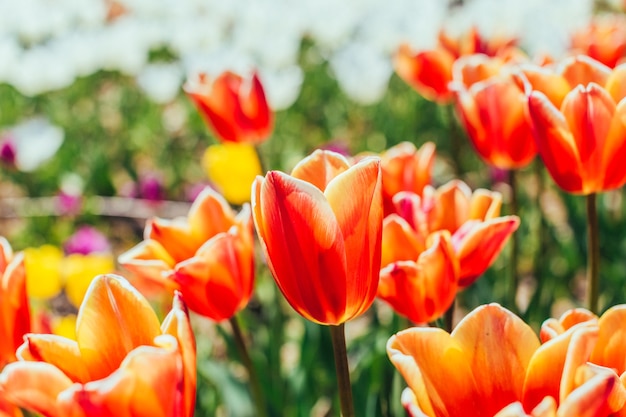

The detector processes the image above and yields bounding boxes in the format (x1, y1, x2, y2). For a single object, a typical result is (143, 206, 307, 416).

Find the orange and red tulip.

(388, 303, 626, 417)
(394, 27, 519, 103)
(252, 149, 383, 325)
(389, 180, 519, 286)
(378, 228, 459, 324)
(451, 55, 537, 169)
(380, 141, 435, 214)
(118, 187, 254, 322)
(522, 55, 626, 194)
(0, 274, 196, 417)
(184, 70, 272, 144)
(570, 15, 626, 68)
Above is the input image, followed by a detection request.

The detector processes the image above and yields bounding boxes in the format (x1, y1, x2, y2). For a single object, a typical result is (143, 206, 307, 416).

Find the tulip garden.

(6, 0, 626, 416)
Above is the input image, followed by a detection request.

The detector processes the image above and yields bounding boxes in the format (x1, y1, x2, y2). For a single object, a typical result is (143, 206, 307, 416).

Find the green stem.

(586, 193, 600, 314)
(508, 169, 519, 313)
(443, 298, 455, 333)
(329, 324, 354, 417)
(229, 315, 268, 417)
(445, 104, 463, 177)
(254, 144, 268, 174)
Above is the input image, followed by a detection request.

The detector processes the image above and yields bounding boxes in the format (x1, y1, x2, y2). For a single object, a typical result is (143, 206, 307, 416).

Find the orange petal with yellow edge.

(540, 309, 597, 342)
(0, 361, 73, 417)
(187, 187, 236, 241)
(468, 189, 502, 220)
(400, 388, 430, 417)
(290, 149, 351, 192)
(452, 304, 540, 416)
(161, 292, 196, 417)
(76, 275, 162, 381)
(0, 394, 22, 417)
(452, 216, 520, 287)
(387, 327, 475, 417)
(601, 99, 626, 191)
(253, 171, 348, 324)
(146, 217, 204, 264)
(592, 305, 626, 374)
(17, 334, 90, 383)
(557, 364, 625, 417)
(59, 336, 184, 417)
(523, 324, 598, 411)
(381, 215, 424, 268)
(0, 251, 29, 365)
(558, 55, 611, 91)
(395, 45, 455, 103)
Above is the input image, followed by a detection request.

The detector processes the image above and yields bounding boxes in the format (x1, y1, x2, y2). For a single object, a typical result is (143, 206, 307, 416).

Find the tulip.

(522, 55, 626, 313)
(119, 186, 254, 322)
(184, 70, 273, 144)
(388, 303, 626, 417)
(390, 180, 519, 286)
(252, 149, 383, 325)
(451, 54, 537, 169)
(570, 15, 626, 68)
(0, 274, 196, 417)
(379, 141, 435, 214)
(394, 27, 519, 103)
(378, 229, 459, 324)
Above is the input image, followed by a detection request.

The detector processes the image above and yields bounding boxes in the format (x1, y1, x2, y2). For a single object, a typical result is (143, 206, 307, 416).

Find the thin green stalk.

(229, 315, 268, 417)
(445, 104, 464, 177)
(586, 193, 600, 314)
(443, 298, 455, 333)
(508, 169, 519, 314)
(329, 324, 354, 417)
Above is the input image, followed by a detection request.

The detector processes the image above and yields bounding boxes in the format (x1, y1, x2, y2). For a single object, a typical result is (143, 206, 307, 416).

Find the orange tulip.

(118, 187, 254, 322)
(389, 180, 519, 286)
(394, 27, 519, 103)
(523, 55, 626, 194)
(451, 54, 537, 169)
(570, 15, 626, 68)
(378, 228, 459, 324)
(0, 274, 196, 417)
(388, 303, 626, 417)
(380, 141, 435, 214)
(0, 237, 27, 417)
(184, 70, 272, 144)
(252, 149, 383, 325)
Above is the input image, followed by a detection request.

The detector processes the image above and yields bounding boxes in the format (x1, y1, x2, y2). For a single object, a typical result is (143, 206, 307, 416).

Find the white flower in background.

(136, 62, 183, 104)
(305, 0, 363, 52)
(9, 46, 75, 96)
(98, 16, 150, 75)
(0, 36, 21, 83)
(259, 65, 304, 111)
(329, 42, 392, 105)
(0, 118, 64, 172)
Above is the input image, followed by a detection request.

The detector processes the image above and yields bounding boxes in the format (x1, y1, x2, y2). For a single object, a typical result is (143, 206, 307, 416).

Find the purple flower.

(64, 226, 111, 255)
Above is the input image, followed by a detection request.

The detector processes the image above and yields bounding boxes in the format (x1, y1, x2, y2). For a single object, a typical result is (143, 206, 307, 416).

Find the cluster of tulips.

(5, 12, 626, 417)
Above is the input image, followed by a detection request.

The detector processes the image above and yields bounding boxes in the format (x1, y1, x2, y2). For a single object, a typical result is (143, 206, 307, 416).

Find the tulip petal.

(558, 55, 610, 91)
(117, 240, 178, 295)
(602, 99, 626, 190)
(290, 149, 351, 192)
(394, 45, 455, 103)
(17, 334, 90, 383)
(76, 275, 162, 381)
(591, 305, 626, 374)
(325, 157, 383, 319)
(255, 171, 348, 324)
(187, 187, 237, 240)
(0, 251, 29, 365)
(0, 361, 73, 417)
(381, 215, 424, 267)
(452, 304, 540, 416)
(528, 91, 584, 193)
(146, 218, 202, 264)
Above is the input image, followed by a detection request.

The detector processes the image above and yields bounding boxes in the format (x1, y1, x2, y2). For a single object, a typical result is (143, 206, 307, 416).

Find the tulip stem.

(329, 324, 354, 417)
(586, 193, 600, 314)
(444, 298, 455, 332)
(229, 315, 268, 417)
(508, 169, 519, 313)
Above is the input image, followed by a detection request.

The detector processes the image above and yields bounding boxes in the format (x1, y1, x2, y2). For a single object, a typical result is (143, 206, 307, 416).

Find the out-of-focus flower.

(388, 303, 626, 417)
(119, 187, 255, 322)
(64, 226, 111, 256)
(136, 62, 183, 104)
(450, 54, 537, 169)
(0, 274, 196, 417)
(394, 27, 520, 103)
(23, 245, 64, 300)
(522, 55, 626, 194)
(378, 230, 459, 324)
(389, 180, 519, 286)
(380, 141, 435, 214)
(202, 142, 262, 205)
(570, 14, 626, 68)
(184, 70, 273, 144)
(252, 150, 383, 325)
(0, 118, 63, 172)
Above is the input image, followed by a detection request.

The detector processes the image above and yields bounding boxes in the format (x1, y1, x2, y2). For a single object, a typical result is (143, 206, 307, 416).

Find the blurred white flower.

(136, 62, 183, 103)
(0, 118, 64, 172)
(10, 47, 75, 96)
(329, 42, 392, 105)
(259, 65, 304, 110)
(0, 36, 21, 83)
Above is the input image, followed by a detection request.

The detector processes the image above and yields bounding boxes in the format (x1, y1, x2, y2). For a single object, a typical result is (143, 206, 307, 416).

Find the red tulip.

(522, 55, 626, 194)
(119, 187, 254, 322)
(0, 274, 196, 417)
(252, 149, 383, 325)
(184, 70, 273, 144)
(570, 15, 626, 68)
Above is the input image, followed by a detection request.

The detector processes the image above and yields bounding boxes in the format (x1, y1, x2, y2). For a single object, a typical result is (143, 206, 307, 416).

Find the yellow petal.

(23, 245, 63, 300)
(64, 253, 116, 308)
